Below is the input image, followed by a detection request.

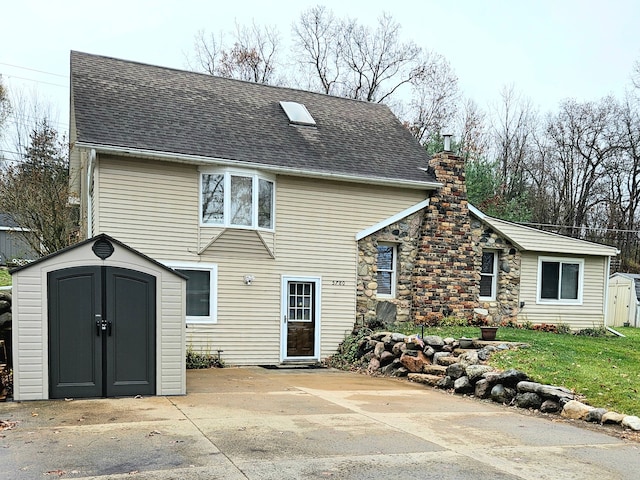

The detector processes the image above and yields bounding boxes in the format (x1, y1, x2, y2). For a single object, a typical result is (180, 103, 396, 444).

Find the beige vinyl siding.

(518, 252, 608, 329)
(188, 174, 426, 365)
(11, 269, 47, 401)
(94, 156, 427, 364)
(96, 156, 199, 260)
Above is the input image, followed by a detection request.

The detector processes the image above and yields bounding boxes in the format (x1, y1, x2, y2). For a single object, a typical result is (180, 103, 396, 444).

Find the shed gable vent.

(279, 101, 316, 126)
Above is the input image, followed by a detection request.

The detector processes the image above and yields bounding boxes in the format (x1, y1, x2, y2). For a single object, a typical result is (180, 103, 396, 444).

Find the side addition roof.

(469, 205, 619, 257)
(70, 51, 438, 189)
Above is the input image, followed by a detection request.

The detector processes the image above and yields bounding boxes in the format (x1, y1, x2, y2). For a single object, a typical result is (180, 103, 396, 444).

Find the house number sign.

(331, 280, 346, 286)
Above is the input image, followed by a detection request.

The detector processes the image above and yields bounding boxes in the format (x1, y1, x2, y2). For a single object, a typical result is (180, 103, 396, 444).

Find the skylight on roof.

(279, 101, 316, 126)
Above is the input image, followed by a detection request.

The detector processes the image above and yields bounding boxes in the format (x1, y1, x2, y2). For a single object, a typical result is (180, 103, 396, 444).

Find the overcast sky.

(1, 0, 639, 143)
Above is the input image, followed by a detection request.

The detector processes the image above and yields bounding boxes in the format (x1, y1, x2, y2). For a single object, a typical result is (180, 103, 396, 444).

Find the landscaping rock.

(540, 400, 560, 413)
(474, 379, 492, 399)
(457, 350, 479, 367)
(392, 341, 406, 356)
(515, 392, 542, 409)
(466, 364, 494, 382)
(446, 363, 465, 379)
(454, 376, 474, 394)
(379, 350, 395, 366)
(374, 341, 386, 357)
(423, 346, 435, 357)
(393, 367, 409, 377)
(561, 400, 594, 420)
(601, 412, 626, 424)
(491, 384, 516, 404)
(423, 335, 444, 347)
(391, 332, 406, 342)
(476, 348, 490, 361)
(496, 369, 529, 387)
(437, 356, 459, 367)
(443, 337, 455, 345)
(432, 351, 450, 365)
(437, 376, 454, 389)
(368, 357, 380, 373)
(408, 373, 443, 386)
(585, 408, 608, 423)
(400, 351, 430, 373)
(622, 416, 640, 431)
(516, 381, 575, 403)
(422, 364, 447, 376)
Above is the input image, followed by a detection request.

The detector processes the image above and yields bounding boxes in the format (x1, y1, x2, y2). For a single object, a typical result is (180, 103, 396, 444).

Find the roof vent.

(279, 101, 316, 126)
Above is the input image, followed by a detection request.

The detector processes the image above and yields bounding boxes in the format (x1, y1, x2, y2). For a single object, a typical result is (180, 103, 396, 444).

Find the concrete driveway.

(1, 367, 638, 479)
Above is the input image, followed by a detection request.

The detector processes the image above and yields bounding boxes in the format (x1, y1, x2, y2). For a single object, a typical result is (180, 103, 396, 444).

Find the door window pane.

(288, 281, 313, 322)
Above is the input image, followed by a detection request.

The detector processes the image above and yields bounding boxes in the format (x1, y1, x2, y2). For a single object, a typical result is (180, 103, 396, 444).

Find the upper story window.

(201, 169, 274, 230)
(376, 243, 397, 297)
(537, 257, 584, 304)
(479, 251, 497, 300)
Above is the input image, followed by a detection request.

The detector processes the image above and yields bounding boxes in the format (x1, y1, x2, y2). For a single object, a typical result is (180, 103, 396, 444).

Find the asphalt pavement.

(1, 367, 639, 479)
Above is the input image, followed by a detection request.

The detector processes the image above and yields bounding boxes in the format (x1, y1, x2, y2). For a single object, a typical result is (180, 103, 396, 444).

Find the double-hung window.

(201, 169, 274, 230)
(479, 251, 497, 300)
(376, 243, 397, 297)
(165, 262, 218, 324)
(538, 257, 583, 304)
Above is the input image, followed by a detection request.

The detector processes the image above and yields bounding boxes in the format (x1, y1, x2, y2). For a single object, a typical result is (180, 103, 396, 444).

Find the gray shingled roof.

(70, 51, 438, 186)
(0, 213, 18, 228)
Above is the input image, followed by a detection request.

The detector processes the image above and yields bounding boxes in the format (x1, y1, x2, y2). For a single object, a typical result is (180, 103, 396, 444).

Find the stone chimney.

(412, 147, 478, 323)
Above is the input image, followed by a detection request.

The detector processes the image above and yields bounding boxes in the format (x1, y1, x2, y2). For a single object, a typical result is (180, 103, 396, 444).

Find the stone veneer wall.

(357, 211, 423, 325)
(470, 218, 522, 322)
(411, 151, 478, 323)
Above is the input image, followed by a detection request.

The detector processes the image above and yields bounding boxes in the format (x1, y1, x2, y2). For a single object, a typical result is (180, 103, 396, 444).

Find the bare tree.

(291, 5, 344, 94)
(406, 52, 459, 144)
(543, 97, 621, 236)
(186, 22, 282, 84)
(491, 85, 538, 200)
(0, 119, 77, 256)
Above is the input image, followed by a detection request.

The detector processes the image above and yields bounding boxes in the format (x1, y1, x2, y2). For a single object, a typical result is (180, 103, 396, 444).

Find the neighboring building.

(469, 205, 619, 330)
(0, 213, 37, 266)
(607, 273, 640, 328)
(62, 51, 618, 369)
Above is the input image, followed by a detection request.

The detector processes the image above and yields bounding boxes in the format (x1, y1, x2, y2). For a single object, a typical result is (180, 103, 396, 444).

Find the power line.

(1, 73, 67, 89)
(0, 62, 66, 78)
(521, 222, 640, 235)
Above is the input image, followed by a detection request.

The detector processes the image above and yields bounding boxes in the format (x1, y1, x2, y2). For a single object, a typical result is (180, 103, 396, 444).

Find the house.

(67, 51, 457, 367)
(607, 273, 640, 328)
(0, 213, 36, 266)
(469, 205, 619, 329)
(59, 51, 617, 371)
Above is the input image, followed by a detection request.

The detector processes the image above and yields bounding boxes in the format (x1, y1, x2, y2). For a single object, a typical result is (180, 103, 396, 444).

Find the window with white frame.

(165, 262, 218, 323)
(201, 169, 274, 230)
(538, 257, 583, 304)
(479, 251, 497, 300)
(376, 243, 397, 297)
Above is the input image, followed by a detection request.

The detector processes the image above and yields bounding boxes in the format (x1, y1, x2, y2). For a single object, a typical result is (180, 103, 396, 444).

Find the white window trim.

(163, 261, 218, 324)
(199, 167, 275, 232)
(479, 250, 498, 301)
(377, 243, 397, 298)
(536, 256, 584, 305)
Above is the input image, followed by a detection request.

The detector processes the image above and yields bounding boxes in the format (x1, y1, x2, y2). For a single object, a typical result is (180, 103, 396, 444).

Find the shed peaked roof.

(469, 205, 618, 257)
(70, 51, 438, 188)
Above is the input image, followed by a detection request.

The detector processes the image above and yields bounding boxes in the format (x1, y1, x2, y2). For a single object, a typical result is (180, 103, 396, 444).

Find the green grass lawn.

(0, 267, 10, 287)
(415, 325, 640, 417)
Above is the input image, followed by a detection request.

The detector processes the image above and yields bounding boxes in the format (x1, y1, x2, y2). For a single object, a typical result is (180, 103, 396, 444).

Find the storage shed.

(607, 273, 640, 328)
(11, 234, 187, 400)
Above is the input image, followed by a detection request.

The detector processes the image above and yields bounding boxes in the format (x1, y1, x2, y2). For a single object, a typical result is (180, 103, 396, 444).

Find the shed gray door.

(48, 266, 156, 399)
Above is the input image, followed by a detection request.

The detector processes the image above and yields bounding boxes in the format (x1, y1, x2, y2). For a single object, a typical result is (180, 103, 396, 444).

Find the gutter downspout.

(87, 149, 96, 238)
